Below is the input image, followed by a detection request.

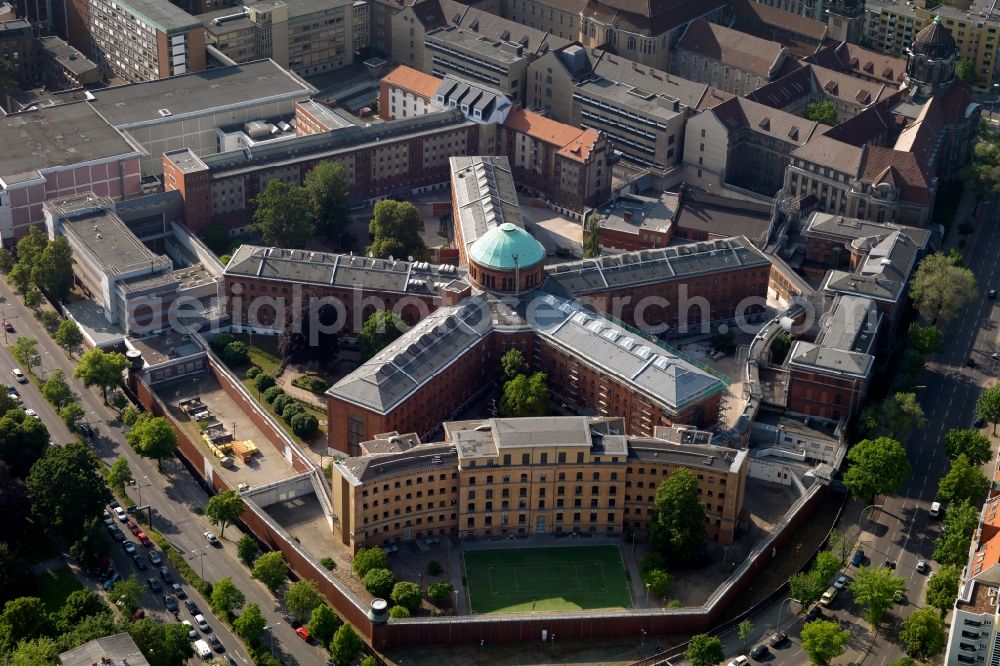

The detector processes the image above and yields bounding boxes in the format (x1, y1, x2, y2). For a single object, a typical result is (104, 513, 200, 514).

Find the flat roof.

(39, 36, 99, 77)
(337, 443, 458, 484)
(816, 295, 879, 355)
(788, 340, 873, 379)
(628, 436, 746, 473)
(111, 0, 201, 33)
(0, 102, 140, 183)
(426, 25, 529, 64)
(226, 245, 469, 297)
(80, 60, 315, 128)
(63, 209, 171, 276)
(450, 156, 523, 253)
(595, 192, 676, 236)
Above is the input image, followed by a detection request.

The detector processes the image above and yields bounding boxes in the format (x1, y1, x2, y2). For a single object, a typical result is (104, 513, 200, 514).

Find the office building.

(39, 36, 101, 89)
(87, 0, 206, 82)
(0, 19, 42, 87)
(330, 416, 748, 550)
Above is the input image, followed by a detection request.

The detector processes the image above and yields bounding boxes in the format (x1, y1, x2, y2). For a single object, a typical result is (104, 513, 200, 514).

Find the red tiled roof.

(381, 65, 442, 100)
(503, 107, 599, 162)
(940, 79, 977, 125)
(807, 42, 906, 87)
(894, 97, 945, 169)
(859, 146, 931, 205)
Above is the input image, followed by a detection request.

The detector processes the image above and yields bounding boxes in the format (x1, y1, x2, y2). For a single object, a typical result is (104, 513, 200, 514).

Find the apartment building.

(542, 236, 772, 334)
(674, 20, 798, 97)
(201, 0, 367, 76)
(526, 44, 731, 174)
(223, 244, 471, 335)
(87, 0, 205, 82)
(683, 96, 829, 198)
(865, 0, 1000, 88)
(392, 0, 568, 102)
(0, 19, 42, 87)
(326, 291, 729, 454)
(330, 416, 748, 551)
(39, 36, 101, 89)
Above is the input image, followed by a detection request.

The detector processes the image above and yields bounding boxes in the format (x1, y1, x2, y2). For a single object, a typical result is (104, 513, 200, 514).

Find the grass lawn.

(241, 377, 327, 445)
(233, 333, 282, 376)
(463, 545, 632, 614)
(35, 566, 83, 614)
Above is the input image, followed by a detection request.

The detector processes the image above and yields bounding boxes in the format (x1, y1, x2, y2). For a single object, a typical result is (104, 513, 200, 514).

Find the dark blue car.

(851, 549, 864, 566)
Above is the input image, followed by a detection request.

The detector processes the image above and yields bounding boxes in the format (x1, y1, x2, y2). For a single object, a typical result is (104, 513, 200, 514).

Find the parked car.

(122, 541, 136, 555)
(103, 573, 122, 591)
(171, 583, 186, 599)
(209, 635, 224, 652)
(132, 552, 147, 571)
(108, 526, 125, 542)
(990, 289, 997, 299)
(160, 568, 175, 584)
(820, 587, 838, 606)
(185, 599, 199, 615)
(6, 385, 19, 402)
(102, 511, 114, 527)
(894, 588, 906, 603)
(833, 575, 848, 589)
(163, 595, 178, 613)
(885, 559, 896, 570)
(11, 368, 25, 383)
(147, 551, 163, 566)
(975, 417, 988, 428)
(728, 656, 749, 666)
(204, 531, 220, 547)
(916, 560, 929, 574)
(750, 645, 770, 661)
(851, 549, 865, 566)
(768, 632, 788, 648)
(194, 614, 210, 632)
(804, 606, 823, 622)
(224, 655, 237, 666)
(295, 626, 310, 642)
(181, 620, 197, 638)
(136, 531, 151, 547)
(114, 506, 128, 522)
(3, 320, 13, 332)
(23, 408, 38, 419)
(146, 577, 162, 593)
(127, 520, 141, 536)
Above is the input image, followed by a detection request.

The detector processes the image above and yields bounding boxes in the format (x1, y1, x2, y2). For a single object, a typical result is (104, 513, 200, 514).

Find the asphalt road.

(0, 281, 327, 665)
(707, 201, 1000, 666)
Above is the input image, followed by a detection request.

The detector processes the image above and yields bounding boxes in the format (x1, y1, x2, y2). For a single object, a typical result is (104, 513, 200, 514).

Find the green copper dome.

(468, 223, 545, 270)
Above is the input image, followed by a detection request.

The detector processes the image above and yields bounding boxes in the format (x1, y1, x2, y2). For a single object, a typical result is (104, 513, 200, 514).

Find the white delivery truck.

(194, 639, 212, 659)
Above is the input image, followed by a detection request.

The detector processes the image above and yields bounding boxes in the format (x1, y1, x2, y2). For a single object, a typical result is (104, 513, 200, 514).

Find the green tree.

(910, 252, 977, 324)
(251, 551, 289, 592)
(499, 372, 550, 417)
(926, 564, 961, 616)
(205, 488, 244, 538)
(0, 597, 54, 653)
(650, 468, 706, 563)
(210, 577, 246, 617)
(38, 309, 61, 332)
(644, 569, 673, 599)
(120, 404, 142, 427)
(367, 199, 427, 260)
(0, 408, 49, 478)
(738, 619, 754, 652)
(879, 392, 927, 438)
(957, 58, 980, 85)
(812, 551, 843, 583)
(800, 619, 849, 665)
(583, 210, 601, 258)
(0, 248, 13, 273)
(73, 349, 128, 402)
(360, 657, 377, 666)
(944, 428, 993, 466)
(285, 580, 324, 623)
(804, 99, 837, 125)
(60, 403, 85, 432)
(304, 161, 350, 239)
(11, 337, 39, 372)
(789, 572, 822, 607)
(500, 348, 528, 381)
(849, 565, 905, 627)
(899, 608, 947, 658)
(331, 624, 364, 666)
(41, 369, 74, 409)
(69, 515, 110, 571)
(128, 619, 194, 666)
(427, 581, 453, 602)
(0, 461, 28, 544)
(107, 457, 133, 495)
(125, 415, 177, 471)
(935, 500, 980, 565)
(58, 611, 124, 651)
(27, 441, 110, 540)
(907, 323, 944, 356)
(6, 262, 30, 294)
(684, 634, 725, 666)
(252, 179, 316, 248)
(54, 319, 83, 355)
(977, 384, 1000, 434)
(237, 534, 259, 567)
(307, 604, 340, 648)
(939, 454, 990, 505)
(23, 290, 40, 309)
(233, 603, 266, 645)
(888, 658, 917, 666)
(358, 310, 408, 362)
(107, 575, 145, 616)
(389, 605, 410, 618)
(56, 590, 106, 633)
(36, 236, 73, 301)
(391, 581, 422, 611)
(968, 125, 1000, 195)
(8, 636, 60, 665)
(842, 437, 911, 500)
(352, 545, 389, 577)
(827, 526, 860, 564)
(363, 568, 395, 598)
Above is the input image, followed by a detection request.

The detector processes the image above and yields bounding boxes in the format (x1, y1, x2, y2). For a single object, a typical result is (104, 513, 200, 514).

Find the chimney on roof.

(624, 210, 633, 223)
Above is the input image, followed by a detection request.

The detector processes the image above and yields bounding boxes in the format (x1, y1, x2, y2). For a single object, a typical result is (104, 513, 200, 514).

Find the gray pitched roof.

(788, 340, 873, 378)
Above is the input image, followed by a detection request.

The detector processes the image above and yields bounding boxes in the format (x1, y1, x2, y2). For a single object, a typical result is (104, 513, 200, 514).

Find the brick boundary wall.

(127, 365, 829, 648)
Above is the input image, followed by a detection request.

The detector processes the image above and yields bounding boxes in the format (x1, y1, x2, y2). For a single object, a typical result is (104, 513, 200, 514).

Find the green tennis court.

(463, 545, 633, 613)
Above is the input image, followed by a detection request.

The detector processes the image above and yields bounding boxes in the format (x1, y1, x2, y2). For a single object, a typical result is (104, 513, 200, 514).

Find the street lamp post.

(190, 549, 206, 579)
(858, 504, 884, 540)
(645, 582, 650, 607)
(776, 597, 801, 633)
(135, 476, 150, 507)
(264, 623, 281, 655)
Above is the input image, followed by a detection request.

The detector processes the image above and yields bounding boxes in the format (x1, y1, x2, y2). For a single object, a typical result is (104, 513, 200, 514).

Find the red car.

(136, 531, 151, 547)
(2, 320, 12, 332)
(295, 627, 310, 641)
(127, 520, 141, 536)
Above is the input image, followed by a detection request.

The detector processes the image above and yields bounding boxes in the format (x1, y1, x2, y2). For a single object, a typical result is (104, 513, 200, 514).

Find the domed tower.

(905, 16, 959, 98)
(467, 223, 546, 293)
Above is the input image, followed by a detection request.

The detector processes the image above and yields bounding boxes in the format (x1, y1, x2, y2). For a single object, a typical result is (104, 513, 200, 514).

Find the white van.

(194, 639, 212, 659)
(930, 501, 941, 517)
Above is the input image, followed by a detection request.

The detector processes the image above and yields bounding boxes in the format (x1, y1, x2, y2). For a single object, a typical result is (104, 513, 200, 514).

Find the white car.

(728, 656, 749, 666)
(181, 620, 196, 638)
(833, 575, 848, 589)
(204, 531, 220, 546)
(122, 541, 136, 555)
(11, 368, 26, 383)
(916, 560, 929, 574)
(194, 614, 210, 632)
(24, 408, 38, 419)
(114, 506, 128, 522)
